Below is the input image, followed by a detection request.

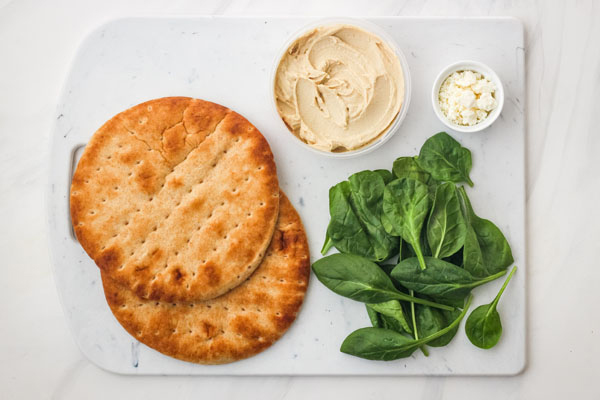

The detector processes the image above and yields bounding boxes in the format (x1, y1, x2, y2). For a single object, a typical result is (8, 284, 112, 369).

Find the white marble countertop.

(1, 0, 599, 398)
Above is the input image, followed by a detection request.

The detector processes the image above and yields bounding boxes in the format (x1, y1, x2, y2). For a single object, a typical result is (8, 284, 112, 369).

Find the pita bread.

(102, 192, 310, 364)
(71, 97, 279, 301)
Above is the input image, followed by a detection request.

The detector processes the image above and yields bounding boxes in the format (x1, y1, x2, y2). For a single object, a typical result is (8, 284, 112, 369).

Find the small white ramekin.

(431, 60, 504, 133)
(270, 18, 412, 158)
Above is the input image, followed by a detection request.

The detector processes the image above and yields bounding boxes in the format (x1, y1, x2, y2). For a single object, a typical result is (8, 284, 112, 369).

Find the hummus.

(274, 24, 405, 152)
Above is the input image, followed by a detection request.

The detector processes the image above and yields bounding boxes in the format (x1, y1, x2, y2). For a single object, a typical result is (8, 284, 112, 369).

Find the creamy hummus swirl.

(274, 24, 405, 152)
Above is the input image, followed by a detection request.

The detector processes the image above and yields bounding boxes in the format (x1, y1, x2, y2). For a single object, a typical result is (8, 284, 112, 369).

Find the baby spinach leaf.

(466, 266, 517, 349)
(430, 295, 466, 309)
(458, 187, 514, 278)
(392, 157, 432, 183)
(415, 305, 462, 347)
(393, 156, 438, 199)
(347, 172, 398, 258)
(312, 254, 454, 310)
(420, 220, 433, 257)
(323, 181, 359, 255)
(323, 171, 397, 262)
(416, 132, 474, 186)
(382, 178, 431, 270)
(427, 182, 467, 259)
(368, 300, 412, 334)
(321, 233, 333, 255)
(462, 224, 485, 275)
(366, 304, 412, 336)
(341, 328, 420, 360)
(391, 257, 507, 300)
(366, 305, 383, 328)
(340, 296, 473, 360)
(374, 169, 393, 184)
(380, 313, 409, 333)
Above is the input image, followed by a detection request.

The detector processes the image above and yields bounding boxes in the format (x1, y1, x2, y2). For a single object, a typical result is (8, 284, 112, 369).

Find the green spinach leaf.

(427, 182, 467, 259)
(380, 314, 408, 333)
(392, 157, 432, 184)
(368, 300, 412, 334)
(340, 296, 473, 360)
(382, 178, 431, 270)
(391, 257, 507, 300)
(374, 169, 393, 184)
(458, 186, 514, 278)
(416, 132, 474, 186)
(366, 304, 411, 335)
(342, 328, 419, 360)
(430, 295, 466, 309)
(321, 233, 333, 254)
(466, 266, 517, 349)
(323, 171, 397, 261)
(365, 305, 382, 328)
(312, 254, 454, 310)
(393, 156, 438, 199)
(415, 305, 462, 347)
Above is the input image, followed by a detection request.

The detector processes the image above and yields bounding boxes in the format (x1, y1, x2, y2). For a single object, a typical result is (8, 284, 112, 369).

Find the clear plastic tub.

(270, 18, 412, 158)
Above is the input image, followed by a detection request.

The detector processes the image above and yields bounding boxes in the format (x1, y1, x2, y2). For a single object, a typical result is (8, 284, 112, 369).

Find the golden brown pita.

(71, 97, 280, 301)
(102, 192, 310, 364)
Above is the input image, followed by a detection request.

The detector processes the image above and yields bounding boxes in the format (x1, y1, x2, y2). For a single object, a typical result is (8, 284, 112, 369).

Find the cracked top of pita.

(70, 97, 280, 302)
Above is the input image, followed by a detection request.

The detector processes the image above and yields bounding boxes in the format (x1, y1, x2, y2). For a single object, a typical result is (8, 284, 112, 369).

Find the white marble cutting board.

(46, 16, 525, 375)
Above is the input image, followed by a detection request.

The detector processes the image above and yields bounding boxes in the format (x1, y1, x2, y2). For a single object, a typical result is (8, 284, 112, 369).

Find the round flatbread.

(102, 192, 310, 364)
(71, 97, 280, 302)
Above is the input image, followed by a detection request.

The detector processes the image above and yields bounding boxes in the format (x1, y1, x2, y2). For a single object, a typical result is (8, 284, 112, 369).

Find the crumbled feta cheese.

(476, 92, 496, 111)
(457, 90, 476, 108)
(438, 70, 497, 126)
(455, 70, 477, 87)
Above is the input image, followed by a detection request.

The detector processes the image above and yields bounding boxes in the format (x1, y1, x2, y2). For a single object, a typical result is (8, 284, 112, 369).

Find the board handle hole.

(68, 144, 86, 242)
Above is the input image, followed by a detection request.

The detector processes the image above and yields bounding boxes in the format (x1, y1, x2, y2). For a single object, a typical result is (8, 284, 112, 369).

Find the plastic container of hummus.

(271, 19, 412, 158)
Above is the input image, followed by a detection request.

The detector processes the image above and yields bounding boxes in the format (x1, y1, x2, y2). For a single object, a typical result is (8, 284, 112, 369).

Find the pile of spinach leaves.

(312, 132, 517, 361)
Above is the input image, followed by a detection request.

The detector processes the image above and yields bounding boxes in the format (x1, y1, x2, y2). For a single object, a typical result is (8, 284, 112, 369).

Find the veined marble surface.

(0, 0, 598, 398)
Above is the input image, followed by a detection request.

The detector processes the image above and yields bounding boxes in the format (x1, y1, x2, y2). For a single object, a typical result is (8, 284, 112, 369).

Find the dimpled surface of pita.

(102, 193, 310, 364)
(71, 97, 280, 302)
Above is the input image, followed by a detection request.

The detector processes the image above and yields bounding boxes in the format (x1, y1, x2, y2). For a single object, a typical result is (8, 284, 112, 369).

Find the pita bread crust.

(71, 97, 279, 301)
(102, 193, 310, 364)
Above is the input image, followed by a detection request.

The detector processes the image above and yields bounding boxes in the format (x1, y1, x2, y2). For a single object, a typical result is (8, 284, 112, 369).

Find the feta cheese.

(455, 70, 477, 87)
(438, 70, 497, 126)
(457, 90, 476, 108)
(476, 92, 496, 111)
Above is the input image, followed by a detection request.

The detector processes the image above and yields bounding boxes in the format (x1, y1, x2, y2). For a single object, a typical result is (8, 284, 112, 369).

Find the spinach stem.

(490, 266, 517, 313)
(470, 269, 507, 287)
(410, 289, 429, 357)
(413, 242, 427, 271)
(409, 295, 473, 348)
(410, 290, 418, 340)
(393, 292, 453, 311)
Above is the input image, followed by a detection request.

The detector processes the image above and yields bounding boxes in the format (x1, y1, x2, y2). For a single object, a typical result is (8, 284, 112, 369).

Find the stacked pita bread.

(71, 97, 310, 364)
